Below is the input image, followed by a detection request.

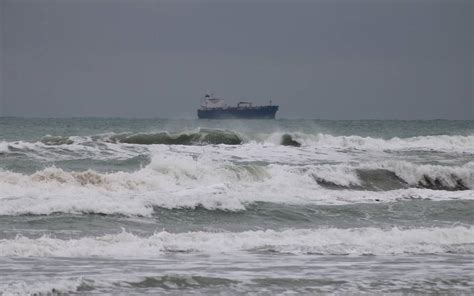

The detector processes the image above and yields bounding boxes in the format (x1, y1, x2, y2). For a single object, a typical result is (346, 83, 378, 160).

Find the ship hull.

(198, 106, 279, 119)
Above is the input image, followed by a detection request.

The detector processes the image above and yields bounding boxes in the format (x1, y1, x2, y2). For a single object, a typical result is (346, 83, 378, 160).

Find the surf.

(1, 226, 473, 258)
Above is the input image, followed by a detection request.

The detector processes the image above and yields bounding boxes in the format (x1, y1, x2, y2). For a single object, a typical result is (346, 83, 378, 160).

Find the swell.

(2, 201, 472, 239)
(153, 200, 474, 230)
(105, 129, 243, 145)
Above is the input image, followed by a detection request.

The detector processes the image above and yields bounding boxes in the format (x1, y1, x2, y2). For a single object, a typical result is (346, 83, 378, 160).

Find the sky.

(0, 0, 473, 119)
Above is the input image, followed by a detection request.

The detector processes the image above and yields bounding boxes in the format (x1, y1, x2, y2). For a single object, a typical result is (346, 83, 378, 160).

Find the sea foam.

(1, 227, 472, 258)
(1, 132, 473, 161)
(1, 152, 473, 216)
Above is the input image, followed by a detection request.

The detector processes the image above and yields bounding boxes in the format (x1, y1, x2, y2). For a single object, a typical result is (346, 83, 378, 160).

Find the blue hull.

(198, 106, 279, 119)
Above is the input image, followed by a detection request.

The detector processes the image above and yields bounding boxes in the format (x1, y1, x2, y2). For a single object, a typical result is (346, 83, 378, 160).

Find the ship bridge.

(201, 94, 225, 109)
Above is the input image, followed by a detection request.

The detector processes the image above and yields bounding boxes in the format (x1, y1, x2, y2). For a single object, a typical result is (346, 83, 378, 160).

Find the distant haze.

(1, 0, 473, 119)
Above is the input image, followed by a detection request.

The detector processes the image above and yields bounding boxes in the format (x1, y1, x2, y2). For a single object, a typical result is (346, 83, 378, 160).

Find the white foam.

(0, 138, 147, 161)
(0, 141, 10, 153)
(377, 161, 474, 188)
(306, 161, 474, 189)
(1, 278, 87, 296)
(2, 133, 473, 165)
(304, 164, 362, 187)
(1, 153, 473, 216)
(299, 134, 474, 153)
(1, 227, 472, 258)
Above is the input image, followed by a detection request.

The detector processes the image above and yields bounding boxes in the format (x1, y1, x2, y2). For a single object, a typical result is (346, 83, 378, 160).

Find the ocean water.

(0, 118, 473, 295)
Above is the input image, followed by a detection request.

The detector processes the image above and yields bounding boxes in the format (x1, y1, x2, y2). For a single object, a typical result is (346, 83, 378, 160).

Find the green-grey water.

(0, 118, 473, 295)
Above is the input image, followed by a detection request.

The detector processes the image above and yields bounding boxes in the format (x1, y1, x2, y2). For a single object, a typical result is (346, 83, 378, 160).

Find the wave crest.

(106, 129, 243, 145)
(1, 227, 472, 257)
(40, 135, 74, 146)
(0, 156, 473, 216)
(310, 161, 474, 191)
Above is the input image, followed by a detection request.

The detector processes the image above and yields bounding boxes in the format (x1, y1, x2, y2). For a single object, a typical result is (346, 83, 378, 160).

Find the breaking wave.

(40, 135, 75, 146)
(291, 133, 474, 152)
(0, 275, 236, 295)
(0, 277, 93, 296)
(1, 227, 472, 257)
(0, 139, 146, 162)
(311, 161, 474, 191)
(1, 131, 473, 157)
(106, 129, 243, 145)
(0, 151, 473, 216)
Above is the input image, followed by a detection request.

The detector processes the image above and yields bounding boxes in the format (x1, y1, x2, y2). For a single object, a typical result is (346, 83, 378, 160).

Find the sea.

(0, 118, 473, 295)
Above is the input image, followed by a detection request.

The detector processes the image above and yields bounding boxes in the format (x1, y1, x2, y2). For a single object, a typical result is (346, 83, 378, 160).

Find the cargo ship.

(197, 94, 279, 119)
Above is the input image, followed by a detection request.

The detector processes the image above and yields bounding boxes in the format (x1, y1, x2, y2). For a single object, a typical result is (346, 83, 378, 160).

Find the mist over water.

(1, 118, 473, 295)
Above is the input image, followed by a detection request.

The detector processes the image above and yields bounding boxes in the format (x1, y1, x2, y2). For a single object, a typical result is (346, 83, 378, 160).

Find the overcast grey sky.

(1, 0, 473, 119)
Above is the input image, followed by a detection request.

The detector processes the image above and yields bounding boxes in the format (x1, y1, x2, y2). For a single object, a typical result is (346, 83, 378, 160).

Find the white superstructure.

(201, 94, 225, 109)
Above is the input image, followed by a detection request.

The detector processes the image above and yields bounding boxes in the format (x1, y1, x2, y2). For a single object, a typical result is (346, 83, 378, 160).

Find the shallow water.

(0, 118, 473, 295)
